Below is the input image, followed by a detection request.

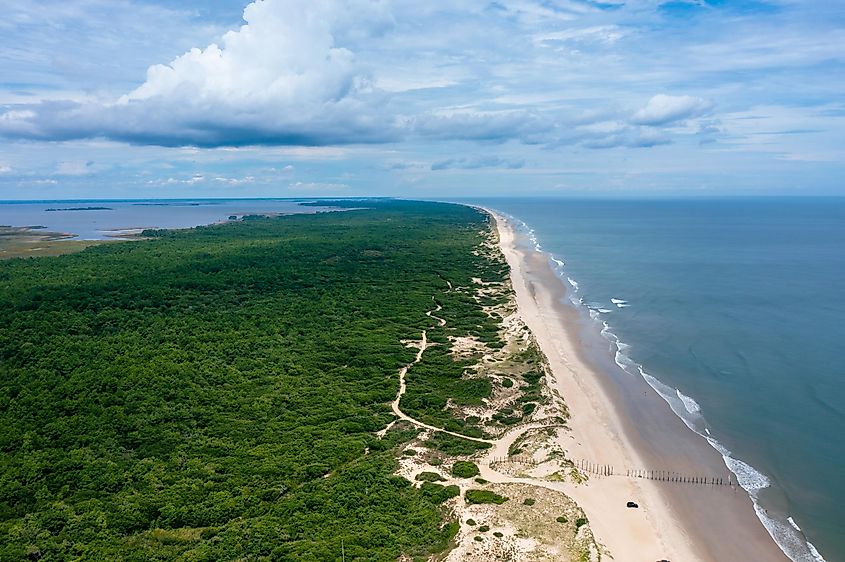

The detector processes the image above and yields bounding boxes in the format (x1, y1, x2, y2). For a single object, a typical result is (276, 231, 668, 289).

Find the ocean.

(469, 197, 844, 562)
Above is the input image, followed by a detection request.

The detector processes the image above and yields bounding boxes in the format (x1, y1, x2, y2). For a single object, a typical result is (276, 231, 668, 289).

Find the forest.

(0, 200, 509, 561)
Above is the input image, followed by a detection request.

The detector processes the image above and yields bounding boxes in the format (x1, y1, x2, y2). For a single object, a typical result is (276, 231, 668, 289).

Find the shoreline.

(486, 208, 788, 561)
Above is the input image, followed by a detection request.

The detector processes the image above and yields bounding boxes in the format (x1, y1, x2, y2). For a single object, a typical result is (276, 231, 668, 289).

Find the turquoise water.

(468, 197, 844, 562)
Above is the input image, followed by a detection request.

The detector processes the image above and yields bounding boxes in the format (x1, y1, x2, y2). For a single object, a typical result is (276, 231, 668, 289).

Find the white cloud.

(289, 181, 349, 191)
(0, 165, 11, 174)
(0, 0, 396, 147)
(213, 176, 255, 185)
(431, 156, 525, 170)
(631, 94, 713, 126)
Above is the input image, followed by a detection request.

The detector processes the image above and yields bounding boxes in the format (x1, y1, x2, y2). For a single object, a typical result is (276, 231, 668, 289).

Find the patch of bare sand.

(445, 483, 599, 562)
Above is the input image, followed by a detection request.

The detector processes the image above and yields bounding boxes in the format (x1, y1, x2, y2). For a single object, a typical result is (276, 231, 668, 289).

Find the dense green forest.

(0, 200, 508, 561)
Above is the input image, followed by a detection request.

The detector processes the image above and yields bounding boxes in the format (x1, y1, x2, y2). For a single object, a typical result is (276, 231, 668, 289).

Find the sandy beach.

(487, 209, 788, 562)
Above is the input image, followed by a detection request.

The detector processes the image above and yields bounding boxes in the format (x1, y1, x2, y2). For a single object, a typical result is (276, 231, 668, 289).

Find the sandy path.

(389, 300, 493, 444)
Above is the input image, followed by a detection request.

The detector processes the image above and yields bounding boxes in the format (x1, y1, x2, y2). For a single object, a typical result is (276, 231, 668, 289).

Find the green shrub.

(478, 525, 490, 532)
(415, 472, 445, 482)
(501, 378, 514, 388)
(466, 519, 476, 526)
(420, 483, 460, 504)
(474, 477, 488, 484)
(575, 517, 588, 529)
(493, 532, 503, 538)
(474, 536, 483, 542)
(556, 516, 568, 524)
(465, 490, 508, 505)
(427, 433, 491, 455)
(451, 461, 480, 478)
(523, 498, 535, 506)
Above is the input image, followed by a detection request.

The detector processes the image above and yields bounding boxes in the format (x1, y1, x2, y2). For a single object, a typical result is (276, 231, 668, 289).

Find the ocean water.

(469, 197, 844, 562)
(0, 198, 330, 240)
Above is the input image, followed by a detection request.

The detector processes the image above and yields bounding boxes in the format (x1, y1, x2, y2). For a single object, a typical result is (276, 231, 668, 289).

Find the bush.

(523, 498, 535, 506)
(465, 490, 508, 505)
(427, 433, 491, 456)
(474, 536, 483, 542)
(466, 519, 476, 526)
(493, 532, 503, 538)
(501, 378, 514, 388)
(478, 525, 490, 532)
(556, 516, 568, 523)
(474, 478, 488, 484)
(451, 461, 480, 478)
(420, 483, 460, 504)
(575, 517, 588, 529)
(415, 472, 445, 482)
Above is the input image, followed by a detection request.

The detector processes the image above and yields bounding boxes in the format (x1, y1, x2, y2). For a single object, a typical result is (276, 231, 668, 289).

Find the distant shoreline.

(45, 206, 112, 212)
(485, 208, 788, 561)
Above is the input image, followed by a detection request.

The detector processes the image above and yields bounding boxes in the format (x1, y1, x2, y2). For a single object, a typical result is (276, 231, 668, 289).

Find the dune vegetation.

(0, 200, 508, 561)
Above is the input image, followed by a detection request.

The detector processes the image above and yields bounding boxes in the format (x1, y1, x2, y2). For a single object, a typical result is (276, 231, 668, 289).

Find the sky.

(1, 0, 843, 199)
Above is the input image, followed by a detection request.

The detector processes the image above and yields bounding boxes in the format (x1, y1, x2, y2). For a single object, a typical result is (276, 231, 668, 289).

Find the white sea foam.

(704, 427, 711, 436)
(567, 277, 579, 291)
(589, 309, 600, 321)
(788, 517, 802, 532)
(551, 257, 565, 268)
(597, 308, 612, 314)
(725, 456, 771, 496)
(753, 504, 828, 562)
(600, 322, 616, 341)
(808, 542, 827, 562)
(616, 302, 630, 308)
(676, 388, 702, 415)
(611, 298, 627, 304)
(614, 350, 636, 370)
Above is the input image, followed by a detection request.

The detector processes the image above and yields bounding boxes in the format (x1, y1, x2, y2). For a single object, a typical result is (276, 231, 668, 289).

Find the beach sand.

(488, 210, 788, 562)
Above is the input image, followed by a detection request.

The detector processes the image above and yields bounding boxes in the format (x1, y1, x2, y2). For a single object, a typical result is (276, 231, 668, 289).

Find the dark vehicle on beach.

(626, 501, 639, 508)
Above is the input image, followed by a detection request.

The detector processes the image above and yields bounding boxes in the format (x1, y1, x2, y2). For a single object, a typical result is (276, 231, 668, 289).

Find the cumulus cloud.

(0, 165, 11, 174)
(431, 156, 525, 170)
(0, 0, 396, 147)
(0, 2, 715, 152)
(631, 94, 713, 126)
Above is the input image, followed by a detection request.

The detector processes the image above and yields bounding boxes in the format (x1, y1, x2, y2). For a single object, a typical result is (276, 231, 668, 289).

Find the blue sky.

(1, 0, 843, 199)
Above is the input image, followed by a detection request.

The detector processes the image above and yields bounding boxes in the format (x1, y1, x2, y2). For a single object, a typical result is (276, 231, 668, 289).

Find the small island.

(45, 206, 112, 212)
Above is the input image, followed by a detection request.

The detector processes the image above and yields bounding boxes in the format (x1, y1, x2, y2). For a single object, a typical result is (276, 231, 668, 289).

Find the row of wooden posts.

(574, 459, 733, 487)
(486, 457, 734, 487)
(488, 455, 538, 466)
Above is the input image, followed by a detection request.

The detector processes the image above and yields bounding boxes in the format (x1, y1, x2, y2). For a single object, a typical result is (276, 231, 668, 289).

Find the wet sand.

(490, 210, 787, 562)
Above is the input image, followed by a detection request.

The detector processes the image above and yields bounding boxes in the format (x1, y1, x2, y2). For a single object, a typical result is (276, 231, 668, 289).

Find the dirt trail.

(387, 293, 585, 482)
